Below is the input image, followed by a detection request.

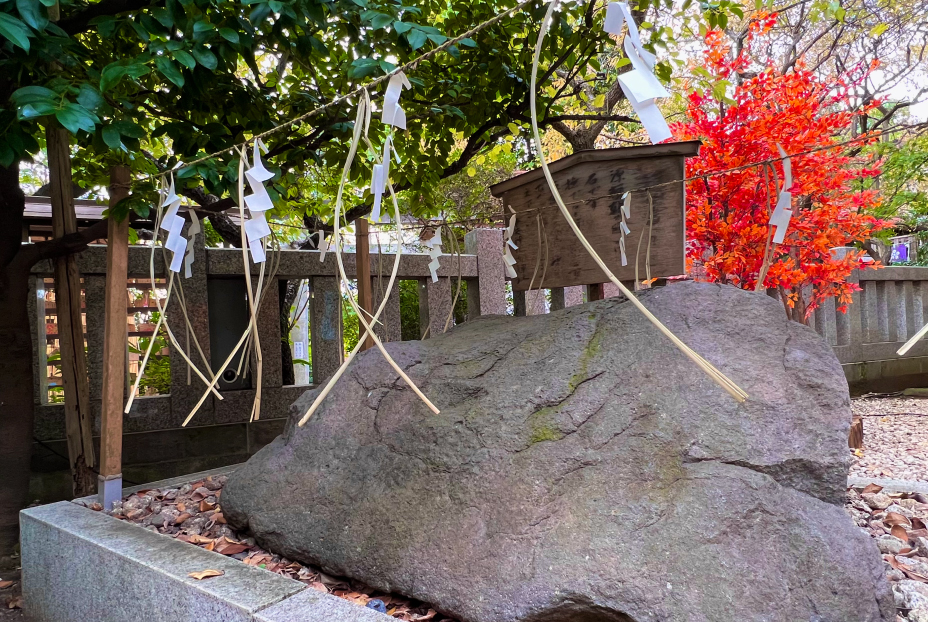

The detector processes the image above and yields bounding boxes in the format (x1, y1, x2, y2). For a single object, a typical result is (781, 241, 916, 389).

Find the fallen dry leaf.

(188, 569, 224, 580)
(914, 517, 927, 530)
(213, 512, 227, 524)
(892, 525, 910, 541)
(174, 512, 191, 525)
(176, 502, 186, 513)
(862, 483, 884, 495)
(200, 499, 216, 512)
(7, 596, 22, 609)
(204, 540, 216, 552)
(885, 512, 911, 527)
(216, 542, 249, 555)
(410, 609, 438, 621)
(0, 581, 14, 589)
(309, 581, 329, 593)
(187, 534, 214, 545)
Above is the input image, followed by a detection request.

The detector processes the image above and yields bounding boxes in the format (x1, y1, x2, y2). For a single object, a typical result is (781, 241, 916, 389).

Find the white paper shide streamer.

(604, 2, 672, 144)
(243, 139, 275, 263)
(424, 225, 443, 283)
(159, 175, 189, 273)
(371, 72, 410, 223)
(503, 208, 518, 278)
(619, 192, 631, 266)
(769, 144, 793, 244)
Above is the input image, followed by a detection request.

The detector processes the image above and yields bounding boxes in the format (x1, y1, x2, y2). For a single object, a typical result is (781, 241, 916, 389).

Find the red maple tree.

(671, 16, 888, 322)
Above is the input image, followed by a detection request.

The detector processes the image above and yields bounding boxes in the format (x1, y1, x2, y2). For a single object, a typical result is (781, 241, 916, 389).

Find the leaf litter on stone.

(188, 569, 224, 580)
(104, 475, 460, 621)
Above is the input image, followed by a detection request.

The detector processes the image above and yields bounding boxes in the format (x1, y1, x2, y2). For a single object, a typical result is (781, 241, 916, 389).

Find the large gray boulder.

(224, 281, 893, 622)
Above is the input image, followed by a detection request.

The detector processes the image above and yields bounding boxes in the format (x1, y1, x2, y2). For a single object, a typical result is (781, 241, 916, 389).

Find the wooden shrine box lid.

(490, 140, 701, 291)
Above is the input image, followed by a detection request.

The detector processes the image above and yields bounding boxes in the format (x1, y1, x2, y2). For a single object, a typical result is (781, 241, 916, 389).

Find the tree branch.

(18, 219, 109, 269)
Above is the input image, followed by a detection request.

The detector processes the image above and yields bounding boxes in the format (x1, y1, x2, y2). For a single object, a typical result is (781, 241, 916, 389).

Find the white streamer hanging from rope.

(424, 224, 443, 283)
(243, 139, 275, 263)
(503, 208, 518, 279)
(604, 2, 672, 143)
(531, 0, 747, 402)
(769, 144, 794, 244)
(125, 176, 222, 414)
(298, 87, 439, 427)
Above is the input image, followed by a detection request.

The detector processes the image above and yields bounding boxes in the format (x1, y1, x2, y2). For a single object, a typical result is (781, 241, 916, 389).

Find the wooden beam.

(47, 121, 96, 497)
(98, 166, 130, 509)
(355, 218, 374, 351)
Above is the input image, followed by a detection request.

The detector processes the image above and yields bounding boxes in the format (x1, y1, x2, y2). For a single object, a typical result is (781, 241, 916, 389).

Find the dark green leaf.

(114, 120, 146, 138)
(38, 0, 57, 6)
(0, 13, 32, 51)
(458, 37, 476, 47)
(173, 49, 196, 69)
(11, 85, 56, 104)
(100, 64, 127, 92)
(16, 0, 47, 30)
(370, 12, 392, 29)
(406, 28, 427, 50)
(55, 103, 99, 134)
(20, 102, 57, 118)
(102, 125, 123, 149)
(155, 56, 185, 87)
(393, 20, 412, 34)
(152, 7, 173, 27)
(191, 46, 217, 70)
(192, 20, 214, 33)
(218, 27, 239, 43)
(76, 84, 104, 112)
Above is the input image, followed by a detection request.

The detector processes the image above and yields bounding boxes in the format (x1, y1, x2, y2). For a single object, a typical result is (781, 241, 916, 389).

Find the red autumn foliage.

(671, 15, 888, 321)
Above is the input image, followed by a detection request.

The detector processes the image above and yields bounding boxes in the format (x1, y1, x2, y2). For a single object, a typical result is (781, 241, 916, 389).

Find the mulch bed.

(84, 475, 456, 622)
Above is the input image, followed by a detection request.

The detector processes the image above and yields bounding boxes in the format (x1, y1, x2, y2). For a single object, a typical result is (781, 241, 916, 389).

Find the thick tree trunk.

(0, 162, 33, 557)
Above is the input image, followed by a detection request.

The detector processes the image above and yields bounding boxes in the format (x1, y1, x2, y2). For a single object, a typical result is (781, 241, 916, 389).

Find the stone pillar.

(310, 276, 343, 384)
(604, 282, 622, 298)
(565, 286, 584, 307)
(464, 228, 506, 317)
(371, 278, 402, 342)
(257, 278, 282, 388)
(84, 275, 106, 401)
(514, 289, 546, 316)
(168, 225, 211, 421)
(419, 277, 452, 338)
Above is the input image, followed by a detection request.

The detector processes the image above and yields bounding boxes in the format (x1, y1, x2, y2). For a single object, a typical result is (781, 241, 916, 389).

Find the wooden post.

(47, 121, 96, 496)
(98, 166, 130, 509)
(355, 218, 374, 351)
(588, 283, 605, 301)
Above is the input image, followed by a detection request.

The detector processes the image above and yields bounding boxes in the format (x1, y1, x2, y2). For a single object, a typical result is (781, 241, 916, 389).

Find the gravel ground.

(851, 396, 928, 483)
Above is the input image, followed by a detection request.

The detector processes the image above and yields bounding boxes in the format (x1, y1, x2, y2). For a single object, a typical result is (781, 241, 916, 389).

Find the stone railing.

(26, 228, 509, 499)
(808, 267, 928, 389)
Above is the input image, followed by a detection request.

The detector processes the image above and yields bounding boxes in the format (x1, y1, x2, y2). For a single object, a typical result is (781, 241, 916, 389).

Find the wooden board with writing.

(490, 141, 699, 291)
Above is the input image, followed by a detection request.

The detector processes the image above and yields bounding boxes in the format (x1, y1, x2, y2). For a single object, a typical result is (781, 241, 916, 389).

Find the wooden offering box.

(489, 140, 701, 291)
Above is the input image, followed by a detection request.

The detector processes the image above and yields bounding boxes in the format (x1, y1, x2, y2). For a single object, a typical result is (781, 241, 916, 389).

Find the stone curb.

(20, 500, 392, 622)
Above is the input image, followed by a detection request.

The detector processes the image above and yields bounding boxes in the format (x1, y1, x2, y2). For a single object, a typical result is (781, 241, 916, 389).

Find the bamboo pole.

(98, 165, 131, 509)
(47, 120, 96, 496)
